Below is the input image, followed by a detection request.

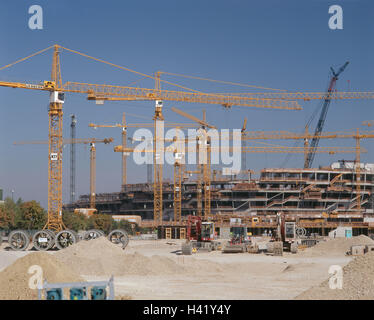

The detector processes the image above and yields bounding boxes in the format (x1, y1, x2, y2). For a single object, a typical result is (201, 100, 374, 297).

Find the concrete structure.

(328, 227, 352, 238)
(64, 162, 374, 236)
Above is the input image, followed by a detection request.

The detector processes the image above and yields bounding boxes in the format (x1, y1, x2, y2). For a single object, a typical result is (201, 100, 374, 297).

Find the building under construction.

(65, 160, 374, 236)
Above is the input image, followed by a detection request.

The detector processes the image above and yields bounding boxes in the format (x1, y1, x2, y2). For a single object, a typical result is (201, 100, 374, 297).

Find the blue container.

(46, 288, 62, 300)
(91, 286, 107, 300)
(70, 287, 86, 300)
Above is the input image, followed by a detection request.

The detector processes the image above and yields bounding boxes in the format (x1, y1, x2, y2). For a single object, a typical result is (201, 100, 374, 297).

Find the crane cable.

(158, 71, 287, 92)
(0, 45, 54, 71)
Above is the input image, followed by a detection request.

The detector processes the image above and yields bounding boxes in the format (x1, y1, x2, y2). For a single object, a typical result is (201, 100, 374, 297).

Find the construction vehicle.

(267, 212, 298, 255)
(222, 221, 251, 253)
(181, 215, 220, 255)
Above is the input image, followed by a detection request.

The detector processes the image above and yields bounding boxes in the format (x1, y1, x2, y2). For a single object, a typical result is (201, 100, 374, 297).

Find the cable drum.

(107, 229, 129, 249)
(84, 229, 104, 241)
(55, 230, 78, 250)
(8, 230, 30, 251)
(33, 230, 55, 251)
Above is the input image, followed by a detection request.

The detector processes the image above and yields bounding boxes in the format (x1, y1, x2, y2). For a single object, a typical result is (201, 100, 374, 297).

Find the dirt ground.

(0, 237, 357, 300)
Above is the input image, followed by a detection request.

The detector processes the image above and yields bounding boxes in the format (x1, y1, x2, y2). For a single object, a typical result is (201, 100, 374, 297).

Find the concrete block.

(350, 245, 365, 255)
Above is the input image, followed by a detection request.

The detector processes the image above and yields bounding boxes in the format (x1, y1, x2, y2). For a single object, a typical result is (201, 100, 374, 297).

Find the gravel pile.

(296, 251, 374, 300)
(0, 252, 82, 300)
(300, 235, 374, 257)
(54, 237, 201, 276)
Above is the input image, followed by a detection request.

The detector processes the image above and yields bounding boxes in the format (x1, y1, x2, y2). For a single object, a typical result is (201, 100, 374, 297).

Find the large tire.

(33, 230, 55, 251)
(8, 230, 30, 251)
(182, 242, 193, 255)
(55, 230, 78, 250)
(108, 229, 129, 249)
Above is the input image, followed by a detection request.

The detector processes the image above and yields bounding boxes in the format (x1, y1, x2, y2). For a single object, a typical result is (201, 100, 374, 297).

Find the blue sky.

(0, 0, 373, 208)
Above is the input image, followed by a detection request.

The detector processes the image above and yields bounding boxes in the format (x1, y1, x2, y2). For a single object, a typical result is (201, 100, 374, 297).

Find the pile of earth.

(299, 235, 374, 257)
(0, 252, 82, 300)
(54, 237, 224, 276)
(296, 251, 374, 300)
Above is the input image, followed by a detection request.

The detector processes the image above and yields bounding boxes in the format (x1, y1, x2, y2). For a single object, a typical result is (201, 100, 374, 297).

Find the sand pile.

(54, 237, 203, 276)
(300, 235, 374, 257)
(296, 251, 374, 300)
(0, 252, 82, 300)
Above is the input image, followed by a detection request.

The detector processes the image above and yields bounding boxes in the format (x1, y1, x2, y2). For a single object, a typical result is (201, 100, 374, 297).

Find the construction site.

(0, 1, 374, 302)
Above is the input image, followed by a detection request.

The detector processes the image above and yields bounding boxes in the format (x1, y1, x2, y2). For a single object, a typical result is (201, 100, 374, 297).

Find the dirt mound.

(0, 252, 82, 300)
(54, 237, 197, 276)
(54, 237, 127, 276)
(300, 235, 374, 257)
(296, 251, 374, 300)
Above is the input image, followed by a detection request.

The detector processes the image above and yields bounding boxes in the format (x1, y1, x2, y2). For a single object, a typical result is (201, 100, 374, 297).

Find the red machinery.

(181, 215, 219, 255)
(271, 212, 298, 253)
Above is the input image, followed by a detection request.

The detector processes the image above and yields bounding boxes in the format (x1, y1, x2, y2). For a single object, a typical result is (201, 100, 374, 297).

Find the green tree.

(118, 220, 139, 235)
(17, 200, 47, 230)
(87, 214, 113, 233)
(62, 211, 89, 231)
(0, 205, 12, 230)
(2, 197, 21, 230)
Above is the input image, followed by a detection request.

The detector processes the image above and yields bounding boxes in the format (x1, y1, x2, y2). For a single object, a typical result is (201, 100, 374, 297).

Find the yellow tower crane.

(171, 107, 216, 219)
(362, 120, 374, 127)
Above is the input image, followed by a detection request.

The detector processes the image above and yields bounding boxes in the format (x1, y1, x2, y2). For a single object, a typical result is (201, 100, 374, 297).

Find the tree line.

(0, 197, 141, 234)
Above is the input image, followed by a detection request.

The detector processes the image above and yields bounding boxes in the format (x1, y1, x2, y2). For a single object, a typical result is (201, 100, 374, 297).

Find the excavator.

(267, 212, 298, 255)
(222, 224, 252, 253)
(181, 215, 220, 255)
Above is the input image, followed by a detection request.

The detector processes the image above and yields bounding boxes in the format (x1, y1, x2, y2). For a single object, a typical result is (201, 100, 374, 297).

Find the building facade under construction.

(65, 161, 374, 236)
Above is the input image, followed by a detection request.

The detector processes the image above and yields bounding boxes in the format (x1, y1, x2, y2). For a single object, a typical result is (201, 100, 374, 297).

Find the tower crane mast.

(70, 114, 77, 203)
